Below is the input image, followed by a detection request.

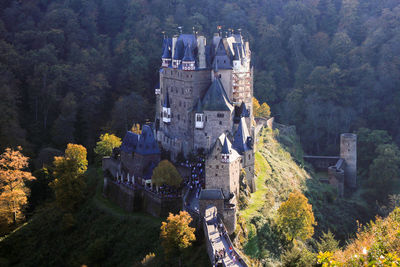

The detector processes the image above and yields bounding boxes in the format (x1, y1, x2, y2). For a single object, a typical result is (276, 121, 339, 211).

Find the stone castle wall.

(103, 177, 182, 217)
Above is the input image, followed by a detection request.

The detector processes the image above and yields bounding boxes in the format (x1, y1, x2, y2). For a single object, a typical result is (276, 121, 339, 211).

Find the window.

(178, 115, 180, 120)
(217, 113, 224, 118)
(196, 114, 202, 122)
(205, 133, 207, 136)
(179, 101, 181, 107)
(216, 165, 219, 169)
(219, 121, 222, 125)
(215, 173, 218, 176)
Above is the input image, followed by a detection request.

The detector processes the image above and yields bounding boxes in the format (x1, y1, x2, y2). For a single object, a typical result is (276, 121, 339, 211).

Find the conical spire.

(240, 102, 249, 117)
(195, 98, 203, 113)
(162, 41, 171, 59)
(233, 117, 250, 154)
(163, 92, 170, 108)
(222, 136, 229, 155)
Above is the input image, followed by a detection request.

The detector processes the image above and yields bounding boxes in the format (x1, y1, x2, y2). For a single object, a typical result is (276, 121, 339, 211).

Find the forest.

(0, 0, 400, 157)
(1, 0, 400, 266)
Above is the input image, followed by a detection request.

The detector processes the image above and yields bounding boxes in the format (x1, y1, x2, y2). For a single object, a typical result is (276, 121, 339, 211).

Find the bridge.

(203, 206, 248, 267)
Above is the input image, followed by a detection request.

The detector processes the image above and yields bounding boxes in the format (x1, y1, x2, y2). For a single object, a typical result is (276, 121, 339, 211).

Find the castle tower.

(340, 133, 357, 189)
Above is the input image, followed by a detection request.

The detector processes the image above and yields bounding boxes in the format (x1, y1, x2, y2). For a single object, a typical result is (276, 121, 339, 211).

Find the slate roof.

(201, 77, 233, 111)
(120, 125, 160, 155)
(233, 117, 251, 154)
(195, 98, 203, 113)
(240, 102, 250, 117)
(222, 136, 229, 154)
(212, 39, 232, 69)
(215, 133, 241, 162)
(162, 38, 171, 59)
(135, 125, 160, 155)
(182, 44, 195, 62)
(120, 131, 139, 153)
(199, 189, 224, 200)
(163, 92, 170, 108)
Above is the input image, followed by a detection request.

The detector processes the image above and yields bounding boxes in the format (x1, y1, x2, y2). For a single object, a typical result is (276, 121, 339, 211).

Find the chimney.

(171, 35, 178, 60)
(197, 35, 206, 69)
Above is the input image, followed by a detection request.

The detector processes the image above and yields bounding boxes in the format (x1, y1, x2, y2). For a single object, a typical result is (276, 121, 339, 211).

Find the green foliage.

(316, 231, 340, 253)
(367, 143, 400, 203)
(276, 191, 317, 242)
(152, 160, 182, 188)
(280, 241, 316, 267)
(94, 133, 122, 158)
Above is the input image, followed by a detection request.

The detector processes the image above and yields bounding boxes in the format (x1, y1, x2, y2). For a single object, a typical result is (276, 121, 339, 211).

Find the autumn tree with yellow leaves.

(276, 190, 316, 242)
(94, 133, 122, 158)
(253, 97, 271, 118)
(0, 147, 35, 227)
(50, 144, 88, 211)
(160, 211, 196, 261)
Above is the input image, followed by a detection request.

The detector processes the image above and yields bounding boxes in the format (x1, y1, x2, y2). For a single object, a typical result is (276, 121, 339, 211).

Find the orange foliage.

(0, 147, 35, 225)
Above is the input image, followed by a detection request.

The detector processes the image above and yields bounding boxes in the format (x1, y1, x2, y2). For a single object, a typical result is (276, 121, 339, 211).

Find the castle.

(102, 30, 256, 234)
(155, 31, 256, 232)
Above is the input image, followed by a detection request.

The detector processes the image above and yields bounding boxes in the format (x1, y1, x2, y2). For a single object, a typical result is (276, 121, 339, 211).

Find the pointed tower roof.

(182, 44, 195, 62)
(195, 98, 203, 113)
(212, 39, 232, 69)
(233, 117, 251, 154)
(240, 102, 250, 117)
(201, 77, 233, 111)
(222, 135, 230, 154)
(162, 40, 171, 59)
(163, 92, 170, 108)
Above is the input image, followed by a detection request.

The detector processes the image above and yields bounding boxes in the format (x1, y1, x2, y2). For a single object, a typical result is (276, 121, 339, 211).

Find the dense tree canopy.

(0, 0, 399, 157)
(152, 160, 182, 188)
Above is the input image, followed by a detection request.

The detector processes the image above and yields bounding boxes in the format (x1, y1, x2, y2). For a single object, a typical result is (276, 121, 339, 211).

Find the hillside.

(0, 168, 210, 267)
(236, 126, 373, 265)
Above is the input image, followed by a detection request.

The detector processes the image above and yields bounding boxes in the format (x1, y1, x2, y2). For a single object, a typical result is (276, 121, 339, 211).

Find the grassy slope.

(0, 167, 210, 267)
(237, 126, 372, 264)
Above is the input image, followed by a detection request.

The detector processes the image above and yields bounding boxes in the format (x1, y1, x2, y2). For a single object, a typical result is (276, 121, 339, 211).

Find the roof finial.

(162, 31, 166, 39)
(217, 25, 222, 36)
(238, 28, 242, 36)
(178, 26, 183, 34)
(192, 26, 196, 35)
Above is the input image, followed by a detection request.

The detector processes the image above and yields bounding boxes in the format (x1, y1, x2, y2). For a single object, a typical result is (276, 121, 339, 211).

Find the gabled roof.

(201, 77, 233, 111)
(233, 117, 251, 154)
(163, 92, 170, 108)
(182, 44, 195, 62)
(120, 131, 139, 153)
(135, 125, 160, 155)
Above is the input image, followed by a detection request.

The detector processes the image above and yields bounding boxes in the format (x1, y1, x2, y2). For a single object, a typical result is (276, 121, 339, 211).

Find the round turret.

(340, 133, 357, 189)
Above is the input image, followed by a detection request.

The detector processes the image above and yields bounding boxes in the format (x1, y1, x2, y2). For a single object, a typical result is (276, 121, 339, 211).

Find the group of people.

(214, 248, 226, 264)
(183, 156, 205, 198)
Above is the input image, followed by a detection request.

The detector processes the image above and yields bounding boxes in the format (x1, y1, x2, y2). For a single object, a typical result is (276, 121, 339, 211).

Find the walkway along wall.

(103, 177, 182, 217)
